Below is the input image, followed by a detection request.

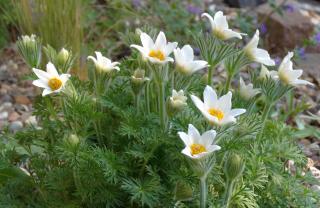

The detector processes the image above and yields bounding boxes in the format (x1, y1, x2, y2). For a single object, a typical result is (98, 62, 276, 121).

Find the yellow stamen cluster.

(208, 108, 224, 121)
(190, 143, 206, 155)
(48, 77, 62, 91)
(149, 50, 165, 61)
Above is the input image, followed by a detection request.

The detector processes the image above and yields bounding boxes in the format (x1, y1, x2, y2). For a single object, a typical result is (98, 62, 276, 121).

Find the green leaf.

(0, 166, 30, 184)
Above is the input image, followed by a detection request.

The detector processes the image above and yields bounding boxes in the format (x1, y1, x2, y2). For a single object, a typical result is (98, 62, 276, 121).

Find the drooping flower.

(169, 89, 188, 109)
(239, 77, 260, 100)
(174, 45, 208, 75)
(201, 11, 244, 40)
(88, 51, 120, 73)
(277, 52, 313, 86)
(178, 124, 221, 159)
(243, 30, 275, 66)
(191, 86, 246, 125)
(130, 31, 178, 64)
(32, 62, 70, 96)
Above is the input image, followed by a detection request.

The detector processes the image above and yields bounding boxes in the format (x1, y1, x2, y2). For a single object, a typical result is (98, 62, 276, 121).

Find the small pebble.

(9, 121, 23, 132)
(0, 111, 8, 120)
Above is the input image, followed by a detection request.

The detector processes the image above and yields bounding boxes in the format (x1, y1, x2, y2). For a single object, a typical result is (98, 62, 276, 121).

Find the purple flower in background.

(186, 4, 203, 15)
(283, 4, 296, 13)
(298, 47, 306, 59)
(259, 24, 267, 35)
(314, 32, 320, 45)
(132, 0, 141, 8)
(274, 57, 281, 65)
(193, 47, 200, 56)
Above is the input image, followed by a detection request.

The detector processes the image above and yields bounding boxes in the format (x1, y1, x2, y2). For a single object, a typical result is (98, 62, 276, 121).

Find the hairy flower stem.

(258, 103, 273, 139)
(200, 176, 208, 208)
(207, 66, 215, 86)
(134, 93, 140, 112)
(223, 74, 233, 94)
(223, 180, 234, 208)
(158, 80, 166, 130)
(93, 70, 103, 146)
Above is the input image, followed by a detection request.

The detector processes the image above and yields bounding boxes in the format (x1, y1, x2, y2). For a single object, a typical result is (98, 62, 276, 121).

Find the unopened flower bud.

(224, 153, 245, 181)
(131, 69, 149, 94)
(167, 89, 187, 116)
(135, 28, 143, 36)
(57, 48, 70, 64)
(68, 134, 80, 146)
(17, 34, 41, 68)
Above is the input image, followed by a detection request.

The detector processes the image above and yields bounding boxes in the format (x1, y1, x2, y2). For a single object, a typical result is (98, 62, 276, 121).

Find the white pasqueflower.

(130, 31, 178, 64)
(259, 64, 277, 80)
(32, 62, 70, 96)
(201, 11, 244, 40)
(244, 30, 275, 66)
(239, 77, 260, 100)
(170, 89, 188, 109)
(178, 124, 221, 159)
(88, 51, 120, 73)
(277, 52, 313, 86)
(191, 86, 246, 125)
(173, 45, 208, 75)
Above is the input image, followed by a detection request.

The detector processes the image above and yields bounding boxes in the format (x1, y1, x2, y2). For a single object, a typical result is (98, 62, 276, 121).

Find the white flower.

(32, 62, 70, 96)
(170, 89, 187, 109)
(88, 51, 120, 73)
(130, 31, 178, 64)
(57, 48, 70, 62)
(277, 52, 313, 86)
(21, 34, 36, 43)
(191, 86, 246, 125)
(178, 124, 221, 159)
(244, 30, 275, 66)
(239, 77, 260, 100)
(173, 45, 208, 75)
(201, 11, 244, 40)
(259, 64, 277, 80)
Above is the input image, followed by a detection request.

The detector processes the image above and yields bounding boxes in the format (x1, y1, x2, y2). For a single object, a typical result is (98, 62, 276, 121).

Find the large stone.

(257, 0, 314, 54)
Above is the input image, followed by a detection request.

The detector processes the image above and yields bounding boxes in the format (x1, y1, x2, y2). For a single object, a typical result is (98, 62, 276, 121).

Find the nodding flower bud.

(57, 48, 70, 64)
(131, 69, 150, 95)
(224, 153, 245, 181)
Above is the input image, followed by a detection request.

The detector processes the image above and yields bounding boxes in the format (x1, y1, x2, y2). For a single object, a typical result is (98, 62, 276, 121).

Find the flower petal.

(33, 68, 51, 80)
(32, 79, 49, 89)
(155, 31, 167, 50)
(203, 85, 218, 108)
(46, 62, 59, 77)
(214, 11, 228, 29)
(191, 94, 205, 111)
(188, 124, 201, 144)
(140, 32, 154, 50)
(178, 132, 191, 147)
(201, 130, 217, 147)
(218, 91, 232, 113)
(229, 108, 246, 117)
(42, 88, 53, 96)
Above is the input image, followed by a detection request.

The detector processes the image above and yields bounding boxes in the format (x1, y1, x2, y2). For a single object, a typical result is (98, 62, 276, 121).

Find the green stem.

(258, 103, 273, 139)
(158, 80, 166, 130)
(207, 65, 215, 86)
(135, 93, 140, 112)
(224, 73, 233, 94)
(223, 180, 234, 208)
(145, 82, 150, 114)
(200, 176, 207, 208)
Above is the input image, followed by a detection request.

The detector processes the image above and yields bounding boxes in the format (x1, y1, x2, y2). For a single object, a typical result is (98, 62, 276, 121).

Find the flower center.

(208, 108, 224, 121)
(190, 143, 206, 155)
(149, 50, 165, 61)
(48, 77, 62, 91)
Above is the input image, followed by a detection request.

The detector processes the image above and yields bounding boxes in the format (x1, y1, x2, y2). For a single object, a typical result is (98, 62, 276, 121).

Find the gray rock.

(0, 111, 8, 120)
(311, 185, 320, 192)
(1, 94, 13, 102)
(9, 121, 23, 132)
(309, 142, 320, 153)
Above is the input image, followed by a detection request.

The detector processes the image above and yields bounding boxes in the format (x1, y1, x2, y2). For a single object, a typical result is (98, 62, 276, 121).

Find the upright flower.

(244, 30, 275, 66)
(169, 89, 188, 109)
(201, 11, 243, 40)
(32, 62, 70, 96)
(130, 31, 178, 64)
(21, 34, 36, 45)
(178, 124, 220, 159)
(191, 86, 246, 125)
(239, 77, 260, 100)
(277, 52, 313, 86)
(259, 65, 277, 80)
(174, 45, 208, 75)
(88, 52, 120, 73)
